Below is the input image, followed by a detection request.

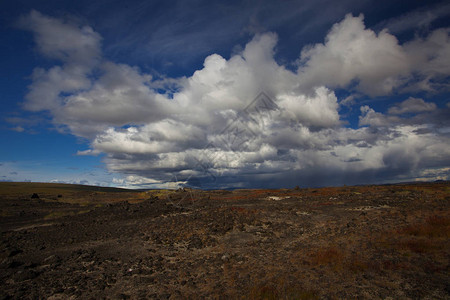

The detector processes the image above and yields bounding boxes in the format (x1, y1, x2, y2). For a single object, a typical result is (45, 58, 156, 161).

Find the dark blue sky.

(1, 0, 449, 188)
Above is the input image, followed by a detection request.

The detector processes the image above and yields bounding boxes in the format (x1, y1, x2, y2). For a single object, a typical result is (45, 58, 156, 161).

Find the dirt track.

(1, 182, 449, 299)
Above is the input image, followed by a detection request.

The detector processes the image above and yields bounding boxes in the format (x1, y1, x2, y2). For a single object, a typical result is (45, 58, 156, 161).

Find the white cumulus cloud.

(18, 11, 450, 188)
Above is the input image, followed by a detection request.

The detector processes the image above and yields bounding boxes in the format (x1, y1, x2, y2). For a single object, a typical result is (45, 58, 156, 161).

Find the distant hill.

(0, 182, 133, 194)
(0, 182, 147, 204)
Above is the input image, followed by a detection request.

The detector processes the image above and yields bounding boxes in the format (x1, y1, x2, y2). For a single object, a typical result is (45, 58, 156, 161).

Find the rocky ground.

(0, 182, 449, 299)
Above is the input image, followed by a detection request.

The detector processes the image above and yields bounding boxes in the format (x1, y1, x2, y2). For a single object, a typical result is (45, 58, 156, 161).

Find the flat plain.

(0, 181, 449, 299)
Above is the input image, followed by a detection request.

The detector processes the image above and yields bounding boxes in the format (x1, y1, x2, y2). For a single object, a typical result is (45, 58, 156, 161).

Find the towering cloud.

(298, 14, 410, 96)
(19, 11, 450, 188)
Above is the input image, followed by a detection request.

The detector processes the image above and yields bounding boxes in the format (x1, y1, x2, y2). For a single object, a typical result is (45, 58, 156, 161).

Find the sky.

(1, 0, 449, 189)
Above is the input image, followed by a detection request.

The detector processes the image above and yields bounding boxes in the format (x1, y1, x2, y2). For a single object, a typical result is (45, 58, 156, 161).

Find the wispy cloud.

(376, 2, 450, 34)
(87, 0, 369, 70)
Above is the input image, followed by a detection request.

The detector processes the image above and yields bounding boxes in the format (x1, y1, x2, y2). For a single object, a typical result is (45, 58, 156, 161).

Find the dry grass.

(0, 209, 14, 217)
(248, 284, 279, 300)
(230, 206, 257, 215)
(374, 260, 409, 271)
(305, 246, 369, 274)
(311, 247, 343, 265)
(397, 238, 435, 253)
(375, 214, 450, 255)
(398, 215, 450, 238)
(347, 254, 369, 272)
(44, 211, 76, 220)
(248, 281, 319, 300)
(44, 209, 92, 220)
